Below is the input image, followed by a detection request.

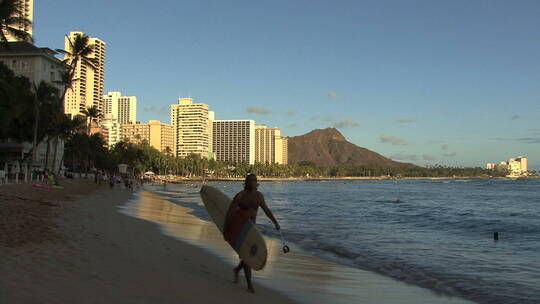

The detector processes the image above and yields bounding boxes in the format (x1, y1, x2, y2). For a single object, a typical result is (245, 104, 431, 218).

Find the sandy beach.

(0, 180, 295, 304)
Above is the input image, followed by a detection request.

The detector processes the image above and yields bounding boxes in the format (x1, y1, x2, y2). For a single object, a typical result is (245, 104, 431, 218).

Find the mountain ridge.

(287, 128, 407, 167)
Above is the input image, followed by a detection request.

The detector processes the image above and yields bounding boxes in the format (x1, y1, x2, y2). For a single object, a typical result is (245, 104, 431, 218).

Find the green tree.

(0, 0, 33, 45)
(82, 105, 102, 135)
(31, 81, 59, 163)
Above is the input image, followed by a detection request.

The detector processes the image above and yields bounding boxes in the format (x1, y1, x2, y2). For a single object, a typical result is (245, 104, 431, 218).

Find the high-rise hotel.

(103, 91, 137, 124)
(64, 31, 106, 117)
(213, 120, 256, 164)
(255, 125, 288, 164)
(122, 120, 175, 153)
(5, 0, 33, 42)
(170, 97, 212, 158)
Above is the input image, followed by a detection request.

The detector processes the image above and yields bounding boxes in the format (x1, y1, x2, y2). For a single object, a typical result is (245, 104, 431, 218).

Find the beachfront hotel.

(0, 42, 68, 171)
(5, 0, 33, 42)
(64, 31, 106, 117)
(213, 120, 256, 164)
(121, 120, 175, 153)
(100, 114, 122, 149)
(487, 156, 529, 176)
(170, 98, 212, 158)
(255, 125, 288, 164)
(103, 91, 137, 125)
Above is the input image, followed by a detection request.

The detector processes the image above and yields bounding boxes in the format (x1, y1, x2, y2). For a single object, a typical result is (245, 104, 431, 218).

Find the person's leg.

(233, 260, 244, 283)
(243, 264, 254, 293)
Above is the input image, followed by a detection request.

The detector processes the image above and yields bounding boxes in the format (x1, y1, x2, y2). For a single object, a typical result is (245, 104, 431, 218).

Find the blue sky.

(34, 0, 540, 169)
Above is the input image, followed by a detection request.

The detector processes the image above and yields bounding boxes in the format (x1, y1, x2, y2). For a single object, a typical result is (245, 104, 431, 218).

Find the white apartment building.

(103, 91, 137, 124)
(64, 31, 106, 117)
(509, 156, 528, 175)
(487, 156, 529, 176)
(0, 42, 69, 172)
(170, 97, 212, 158)
(100, 114, 122, 149)
(5, 0, 33, 42)
(213, 120, 255, 164)
(255, 125, 288, 164)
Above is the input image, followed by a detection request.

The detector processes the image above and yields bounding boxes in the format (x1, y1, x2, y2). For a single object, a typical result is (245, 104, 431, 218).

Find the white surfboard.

(200, 185, 267, 270)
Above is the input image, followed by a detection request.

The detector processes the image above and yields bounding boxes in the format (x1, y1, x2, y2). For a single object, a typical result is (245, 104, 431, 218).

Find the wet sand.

(0, 181, 295, 304)
(123, 187, 476, 304)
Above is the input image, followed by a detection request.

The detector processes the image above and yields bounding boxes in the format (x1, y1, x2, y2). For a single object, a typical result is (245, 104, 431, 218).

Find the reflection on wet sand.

(121, 190, 473, 304)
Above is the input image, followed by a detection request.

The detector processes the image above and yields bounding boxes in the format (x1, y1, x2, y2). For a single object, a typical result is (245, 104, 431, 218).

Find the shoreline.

(124, 185, 475, 304)
(152, 175, 539, 183)
(0, 181, 296, 303)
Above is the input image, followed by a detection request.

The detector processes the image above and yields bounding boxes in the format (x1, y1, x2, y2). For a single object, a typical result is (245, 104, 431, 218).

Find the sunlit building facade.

(170, 97, 212, 158)
(213, 120, 255, 164)
(5, 0, 33, 42)
(254, 125, 288, 164)
(122, 120, 174, 153)
(103, 91, 137, 124)
(64, 31, 106, 117)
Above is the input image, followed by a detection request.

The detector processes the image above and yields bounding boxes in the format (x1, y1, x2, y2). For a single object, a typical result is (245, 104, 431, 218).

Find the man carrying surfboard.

(224, 173, 281, 293)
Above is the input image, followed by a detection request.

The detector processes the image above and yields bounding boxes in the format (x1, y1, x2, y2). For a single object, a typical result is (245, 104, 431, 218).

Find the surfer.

(224, 173, 281, 293)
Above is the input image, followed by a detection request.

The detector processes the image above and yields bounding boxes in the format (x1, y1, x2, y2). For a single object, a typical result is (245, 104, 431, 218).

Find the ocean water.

(146, 179, 540, 304)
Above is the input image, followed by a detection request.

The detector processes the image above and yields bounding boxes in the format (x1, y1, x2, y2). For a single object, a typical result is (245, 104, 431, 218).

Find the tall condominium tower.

(170, 97, 212, 158)
(255, 125, 288, 164)
(213, 120, 255, 164)
(103, 91, 137, 124)
(64, 31, 106, 117)
(5, 0, 33, 42)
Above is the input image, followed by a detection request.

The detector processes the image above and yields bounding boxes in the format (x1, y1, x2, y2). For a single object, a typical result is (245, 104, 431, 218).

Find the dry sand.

(0, 180, 296, 304)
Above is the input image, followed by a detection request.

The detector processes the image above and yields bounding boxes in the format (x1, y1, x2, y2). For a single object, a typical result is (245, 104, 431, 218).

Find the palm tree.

(51, 114, 85, 172)
(31, 81, 59, 163)
(82, 105, 102, 135)
(56, 33, 94, 103)
(0, 0, 33, 45)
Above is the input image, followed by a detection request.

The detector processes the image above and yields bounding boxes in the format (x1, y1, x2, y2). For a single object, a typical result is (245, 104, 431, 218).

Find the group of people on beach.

(93, 171, 140, 192)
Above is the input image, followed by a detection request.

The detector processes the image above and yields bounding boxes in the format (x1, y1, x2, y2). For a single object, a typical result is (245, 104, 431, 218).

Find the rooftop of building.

(0, 41, 58, 57)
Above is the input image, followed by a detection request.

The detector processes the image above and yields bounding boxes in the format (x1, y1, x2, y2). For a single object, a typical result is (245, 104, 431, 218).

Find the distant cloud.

(246, 106, 272, 115)
(443, 152, 457, 157)
(379, 135, 407, 146)
(327, 91, 338, 99)
(422, 154, 436, 161)
(143, 105, 169, 115)
(494, 137, 540, 144)
(334, 120, 361, 128)
(441, 144, 449, 150)
(288, 123, 298, 128)
(287, 110, 296, 116)
(390, 154, 418, 161)
(511, 115, 522, 120)
(398, 117, 417, 123)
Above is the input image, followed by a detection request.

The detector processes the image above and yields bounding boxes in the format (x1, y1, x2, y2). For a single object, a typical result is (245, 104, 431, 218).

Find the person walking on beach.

(109, 174, 115, 189)
(224, 174, 281, 293)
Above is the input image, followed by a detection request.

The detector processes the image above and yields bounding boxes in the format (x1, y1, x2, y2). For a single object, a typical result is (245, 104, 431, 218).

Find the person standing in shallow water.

(224, 174, 281, 293)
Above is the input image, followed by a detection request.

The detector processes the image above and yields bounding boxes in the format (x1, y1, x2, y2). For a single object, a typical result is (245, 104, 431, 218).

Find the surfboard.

(32, 184, 60, 190)
(200, 185, 267, 270)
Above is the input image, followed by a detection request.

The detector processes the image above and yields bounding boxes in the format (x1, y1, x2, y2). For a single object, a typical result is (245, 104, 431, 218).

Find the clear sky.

(34, 0, 540, 169)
